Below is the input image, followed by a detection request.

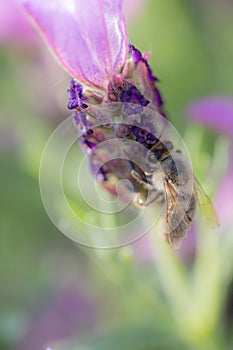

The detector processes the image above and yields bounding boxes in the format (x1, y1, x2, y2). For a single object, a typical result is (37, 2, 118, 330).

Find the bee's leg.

(131, 169, 154, 190)
(127, 159, 151, 187)
(146, 190, 164, 206)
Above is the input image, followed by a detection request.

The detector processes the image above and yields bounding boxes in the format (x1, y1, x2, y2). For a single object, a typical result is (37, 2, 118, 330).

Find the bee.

(128, 139, 219, 248)
(83, 77, 219, 248)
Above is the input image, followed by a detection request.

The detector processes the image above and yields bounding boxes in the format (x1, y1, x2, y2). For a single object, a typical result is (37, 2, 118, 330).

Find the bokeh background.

(1, 0, 233, 349)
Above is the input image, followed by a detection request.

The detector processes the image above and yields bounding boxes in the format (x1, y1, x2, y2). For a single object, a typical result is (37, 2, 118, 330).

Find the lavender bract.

(22, 0, 128, 88)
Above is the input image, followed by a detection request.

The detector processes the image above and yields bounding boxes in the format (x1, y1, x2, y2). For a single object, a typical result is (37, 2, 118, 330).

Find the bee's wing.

(163, 181, 188, 249)
(193, 176, 220, 228)
(163, 181, 178, 219)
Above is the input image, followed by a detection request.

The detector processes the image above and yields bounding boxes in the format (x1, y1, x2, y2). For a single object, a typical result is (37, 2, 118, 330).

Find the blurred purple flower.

(187, 96, 233, 230)
(0, 0, 37, 46)
(16, 287, 96, 350)
(187, 97, 233, 137)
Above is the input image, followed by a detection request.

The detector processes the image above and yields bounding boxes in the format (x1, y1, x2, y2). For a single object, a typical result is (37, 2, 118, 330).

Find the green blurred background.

(0, 1, 233, 349)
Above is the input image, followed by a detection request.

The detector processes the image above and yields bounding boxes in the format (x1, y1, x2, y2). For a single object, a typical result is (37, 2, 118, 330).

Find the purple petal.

(22, 0, 128, 88)
(187, 96, 233, 137)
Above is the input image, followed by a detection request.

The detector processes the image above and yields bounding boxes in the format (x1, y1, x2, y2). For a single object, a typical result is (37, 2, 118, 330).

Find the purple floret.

(120, 86, 149, 106)
(67, 79, 88, 110)
(129, 44, 141, 65)
(154, 88, 163, 107)
(72, 110, 88, 129)
(129, 44, 158, 83)
(129, 44, 165, 113)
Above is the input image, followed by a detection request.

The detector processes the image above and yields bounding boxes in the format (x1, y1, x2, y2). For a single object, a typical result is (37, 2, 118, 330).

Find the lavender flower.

(23, 0, 166, 205)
